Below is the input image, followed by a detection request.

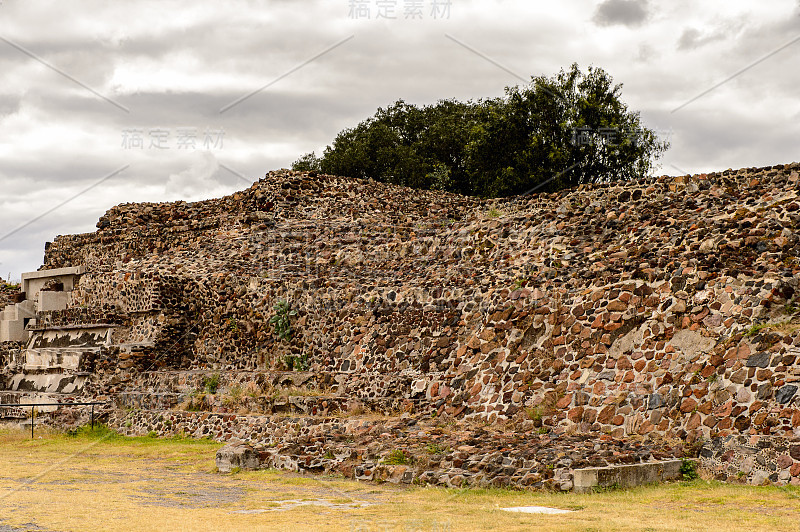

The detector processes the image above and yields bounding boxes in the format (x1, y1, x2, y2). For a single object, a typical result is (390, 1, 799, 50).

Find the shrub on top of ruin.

(290, 151, 322, 173)
(270, 300, 297, 341)
(299, 63, 669, 197)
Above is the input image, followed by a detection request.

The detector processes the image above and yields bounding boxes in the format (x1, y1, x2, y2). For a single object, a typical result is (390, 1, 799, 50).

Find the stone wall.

(701, 435, 800, 486)
(0, 342, 22, 374)
(0, 279, 19, 309)
(52, 167, 800, 430)
(7, 162, 800, 487)
(70, 271, 163, 314)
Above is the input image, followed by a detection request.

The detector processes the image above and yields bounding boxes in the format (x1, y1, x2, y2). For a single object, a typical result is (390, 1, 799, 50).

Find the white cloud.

(160, 151, 223, 200)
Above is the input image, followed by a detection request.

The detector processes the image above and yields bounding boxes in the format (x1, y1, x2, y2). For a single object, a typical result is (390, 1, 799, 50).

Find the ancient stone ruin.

(2, 163, 800, 489)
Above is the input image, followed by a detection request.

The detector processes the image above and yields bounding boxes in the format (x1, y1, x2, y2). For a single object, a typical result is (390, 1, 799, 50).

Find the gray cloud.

(677, 28, 726, 50)
(0, 0, 799, 278)
(593, 0, 650, 28)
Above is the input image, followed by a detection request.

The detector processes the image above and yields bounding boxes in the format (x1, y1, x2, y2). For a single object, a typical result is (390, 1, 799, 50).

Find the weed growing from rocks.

(524, 406, 544, 426)
(203, 373, 220, 394)
(243, 381, 261, 398)
(222, 384, 243, 407)
(270, 299, 297, 341)
(345, 400, 365, 417)
(382, 449, 410, 465)
(680, 459, 699, 481)
(282, 352, 309, 371)
(425, 443, 450, 455)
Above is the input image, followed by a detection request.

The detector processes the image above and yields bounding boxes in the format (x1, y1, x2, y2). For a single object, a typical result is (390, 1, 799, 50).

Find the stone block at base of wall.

(572, 460, 684, 493)
(216, 443, 260, 473)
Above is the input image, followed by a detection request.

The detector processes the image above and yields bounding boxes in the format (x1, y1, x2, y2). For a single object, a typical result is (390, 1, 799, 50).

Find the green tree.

(470, 63, 667, 196)
(291, 151, 322, 172)
(297, 64, 668, 197)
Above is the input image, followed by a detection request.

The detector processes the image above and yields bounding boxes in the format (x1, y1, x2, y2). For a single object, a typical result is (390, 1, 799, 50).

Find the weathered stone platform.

(2, 163, 800, 489)
(572, 459, 684, 493)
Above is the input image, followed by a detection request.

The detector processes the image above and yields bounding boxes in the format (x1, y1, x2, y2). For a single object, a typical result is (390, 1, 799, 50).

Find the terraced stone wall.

(109, 408, 687, 490)
(29, 164, 800, 451)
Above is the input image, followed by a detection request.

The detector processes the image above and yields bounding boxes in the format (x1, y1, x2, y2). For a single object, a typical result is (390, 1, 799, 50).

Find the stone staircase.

(0, 332, 105, 415)
(0, 266, 110, 418)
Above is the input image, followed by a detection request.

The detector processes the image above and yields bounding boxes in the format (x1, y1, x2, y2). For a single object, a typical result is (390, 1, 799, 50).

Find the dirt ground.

(2, 426, 800, 531)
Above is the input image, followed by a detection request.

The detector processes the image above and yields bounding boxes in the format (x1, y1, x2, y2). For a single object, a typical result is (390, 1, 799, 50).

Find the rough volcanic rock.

(13, 162, 800, 488)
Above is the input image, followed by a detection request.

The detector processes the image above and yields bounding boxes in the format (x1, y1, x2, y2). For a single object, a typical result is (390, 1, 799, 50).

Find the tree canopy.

(292, 64, 669, 198)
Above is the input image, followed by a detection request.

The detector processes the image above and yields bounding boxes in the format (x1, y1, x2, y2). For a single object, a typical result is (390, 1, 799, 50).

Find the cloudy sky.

(1, 0, 799, 279)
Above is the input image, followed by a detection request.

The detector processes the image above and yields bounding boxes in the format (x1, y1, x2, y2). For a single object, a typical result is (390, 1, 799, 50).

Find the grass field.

(1, 425, 799, 531)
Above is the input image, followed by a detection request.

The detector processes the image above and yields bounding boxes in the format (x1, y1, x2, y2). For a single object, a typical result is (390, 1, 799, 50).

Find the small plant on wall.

(203, 373, 220, 394)
(270, 299, 297, 341)
(282, 352, 309, 371)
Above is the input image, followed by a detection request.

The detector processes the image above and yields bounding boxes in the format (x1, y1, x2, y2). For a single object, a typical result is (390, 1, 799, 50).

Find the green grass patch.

(382, 449, 410, 465)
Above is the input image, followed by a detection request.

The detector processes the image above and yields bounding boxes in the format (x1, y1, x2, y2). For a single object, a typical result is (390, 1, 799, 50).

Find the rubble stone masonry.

(4, 163, 800, 488)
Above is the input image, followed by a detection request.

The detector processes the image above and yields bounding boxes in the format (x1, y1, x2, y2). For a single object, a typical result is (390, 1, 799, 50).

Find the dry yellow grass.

(1, 426, 799, 531)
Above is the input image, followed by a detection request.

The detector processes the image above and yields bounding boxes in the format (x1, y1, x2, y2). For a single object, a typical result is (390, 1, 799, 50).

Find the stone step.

(115, 392, 432, 417)
(189, 408, 685, 490)
(0, 390, 81, 415)
(26, 325, 113, 349)
(22, 347, 100, 371)
(118, 369, 436, 402)
(7, 371, 88, 394)
(118, 342, 155, 353)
